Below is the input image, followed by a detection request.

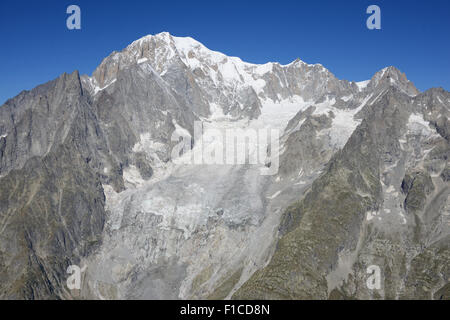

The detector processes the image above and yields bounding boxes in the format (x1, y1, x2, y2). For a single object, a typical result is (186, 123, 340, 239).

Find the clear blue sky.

(0, 0, 449, 104)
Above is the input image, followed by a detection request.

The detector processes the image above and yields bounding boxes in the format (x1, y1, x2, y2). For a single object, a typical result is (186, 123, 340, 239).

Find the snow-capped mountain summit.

(80, 32, 420, 130)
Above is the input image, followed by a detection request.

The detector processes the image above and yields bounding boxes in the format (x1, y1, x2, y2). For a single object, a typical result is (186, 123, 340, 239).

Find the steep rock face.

(0, 142, 106, 299)
(0, 72, 85, 175)
(0, 71, 112, 299)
